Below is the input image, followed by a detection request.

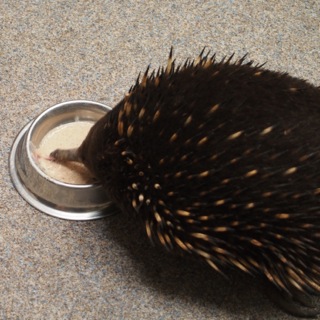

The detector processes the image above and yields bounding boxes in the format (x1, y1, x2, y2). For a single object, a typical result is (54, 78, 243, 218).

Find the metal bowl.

(9, 100, 117, 220)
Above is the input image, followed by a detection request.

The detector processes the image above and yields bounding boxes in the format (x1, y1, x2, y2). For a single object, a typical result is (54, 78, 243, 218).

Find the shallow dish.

(9, 100, 116, 220)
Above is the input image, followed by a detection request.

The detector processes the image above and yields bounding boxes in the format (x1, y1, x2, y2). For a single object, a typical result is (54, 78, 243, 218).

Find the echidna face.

(77, 115, 114, 183)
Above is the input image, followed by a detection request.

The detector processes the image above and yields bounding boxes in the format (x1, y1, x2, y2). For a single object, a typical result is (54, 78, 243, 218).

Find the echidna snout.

(50, 49, 320, 318)
(50, 148, 81, 163)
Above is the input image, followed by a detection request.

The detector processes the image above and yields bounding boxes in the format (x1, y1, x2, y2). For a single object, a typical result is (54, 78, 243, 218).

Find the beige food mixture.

(36, 121, 95, 184)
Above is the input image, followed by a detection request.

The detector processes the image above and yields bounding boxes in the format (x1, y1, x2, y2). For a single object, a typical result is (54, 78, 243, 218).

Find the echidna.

(51, 48, 320, 318)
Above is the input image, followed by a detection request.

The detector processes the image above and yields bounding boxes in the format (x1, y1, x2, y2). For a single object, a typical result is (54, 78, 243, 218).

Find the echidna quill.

(51, 49, 320, 318)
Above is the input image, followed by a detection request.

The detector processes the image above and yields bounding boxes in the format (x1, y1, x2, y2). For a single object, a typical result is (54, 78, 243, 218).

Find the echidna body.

(51, 50, 320, 317)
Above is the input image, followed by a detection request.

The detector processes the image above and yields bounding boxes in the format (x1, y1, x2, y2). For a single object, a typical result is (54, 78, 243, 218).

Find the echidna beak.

(49, 148, 82, 163)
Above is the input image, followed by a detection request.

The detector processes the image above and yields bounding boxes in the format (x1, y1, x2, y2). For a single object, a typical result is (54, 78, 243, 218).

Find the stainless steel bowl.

(9, 100, 117, 220)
